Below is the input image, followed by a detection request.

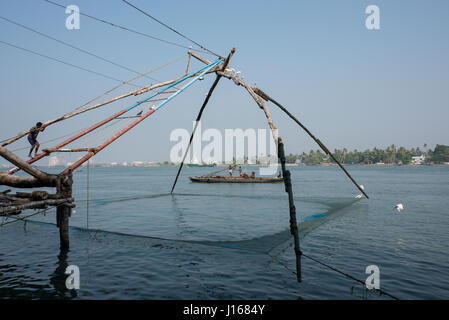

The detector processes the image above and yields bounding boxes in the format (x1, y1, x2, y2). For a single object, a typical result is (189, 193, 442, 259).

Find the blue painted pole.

(125, 59, 222, 112)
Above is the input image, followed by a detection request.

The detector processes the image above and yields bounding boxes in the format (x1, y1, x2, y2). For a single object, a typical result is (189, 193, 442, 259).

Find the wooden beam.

(0, 146, 51, 181)
(216, 71, 279, 145)
(253, 87, 369, 199)
(188, 50, 212, 65)
(0, 198, 74, 216)
(171, 48, 235, 194)
(0, 173, 56, 188)
(215, 67, 302, 282)
(43, 148, 98, 153)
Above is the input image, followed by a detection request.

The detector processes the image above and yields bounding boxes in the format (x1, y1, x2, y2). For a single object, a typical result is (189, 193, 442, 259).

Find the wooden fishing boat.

(189, 176, 283, 183)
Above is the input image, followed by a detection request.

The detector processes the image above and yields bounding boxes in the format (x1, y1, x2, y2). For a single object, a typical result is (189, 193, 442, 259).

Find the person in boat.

(250, 171, 255, 178)
(277, 172, 282, 178)
(242, 172, 249, 178)
(27, 122, 45, 158)
(238, 166, 242, 176)
(228, 165, 233, 176)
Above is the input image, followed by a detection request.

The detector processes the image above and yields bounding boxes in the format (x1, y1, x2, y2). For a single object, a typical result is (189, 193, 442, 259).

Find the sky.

(0, 0, 448, 165)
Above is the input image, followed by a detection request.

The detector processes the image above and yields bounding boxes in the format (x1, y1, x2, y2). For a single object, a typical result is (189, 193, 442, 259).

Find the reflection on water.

(49, 249, 78, 299)
(1, 166, 449, 299)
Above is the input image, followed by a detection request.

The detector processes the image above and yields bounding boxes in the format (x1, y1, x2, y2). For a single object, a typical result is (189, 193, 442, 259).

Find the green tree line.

(285, 144, 449, 165)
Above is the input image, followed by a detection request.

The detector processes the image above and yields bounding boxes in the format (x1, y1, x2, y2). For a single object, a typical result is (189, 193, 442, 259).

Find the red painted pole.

(60, 108, 156, 175)
(8, 109, 127, 174)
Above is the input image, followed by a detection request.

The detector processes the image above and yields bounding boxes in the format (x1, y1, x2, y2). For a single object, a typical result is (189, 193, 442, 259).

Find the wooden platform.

(0, 190, 74, 217)
(189, 176, 283, 183)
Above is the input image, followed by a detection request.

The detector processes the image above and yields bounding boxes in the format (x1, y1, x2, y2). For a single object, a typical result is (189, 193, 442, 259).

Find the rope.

(0, 55, 186, 145)
(72, 55, 186, 112)
(300, 252, 400, 300)
(43, 0, 211, 55)
(62, 118, 129, 150)
(253, 88, 369, 199)
(120, 0, 222, 58)
(0, 15, 161, 84)
(0, 39, 141, 87)
(10, 126, 91, 152)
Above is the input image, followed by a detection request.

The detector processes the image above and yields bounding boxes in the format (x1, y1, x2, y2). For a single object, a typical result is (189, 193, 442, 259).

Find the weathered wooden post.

(277, 137, 302, 282)
(56, 171, 73, 250)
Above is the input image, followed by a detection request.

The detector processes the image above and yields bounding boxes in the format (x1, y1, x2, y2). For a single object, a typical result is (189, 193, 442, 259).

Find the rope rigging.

(70, 56, 186, 113)
(0, 0, 376, 294)
(42, 0, 213, 56)
(0, 54, 187, 147)
(120, 0, 222, 58)
(4, 59, 221, 176)
(0, 39, 142, 88)
(59, 59, 222, 175)
(0, 15, 163, 85)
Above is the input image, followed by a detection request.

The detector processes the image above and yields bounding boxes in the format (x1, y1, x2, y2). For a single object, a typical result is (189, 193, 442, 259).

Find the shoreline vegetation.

(1, 145, 448, 169)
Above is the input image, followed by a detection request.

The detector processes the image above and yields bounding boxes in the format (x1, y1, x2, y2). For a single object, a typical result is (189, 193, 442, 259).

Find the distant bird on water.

(355, 185, 365, 199)
(394, 204, 404, 212)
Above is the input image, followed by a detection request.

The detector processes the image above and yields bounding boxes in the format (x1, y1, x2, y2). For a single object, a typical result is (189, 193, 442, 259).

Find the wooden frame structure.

(0, 48, 368, 281)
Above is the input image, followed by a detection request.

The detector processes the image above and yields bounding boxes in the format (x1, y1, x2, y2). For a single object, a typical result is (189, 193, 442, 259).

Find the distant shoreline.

(3, 163, 447, 170)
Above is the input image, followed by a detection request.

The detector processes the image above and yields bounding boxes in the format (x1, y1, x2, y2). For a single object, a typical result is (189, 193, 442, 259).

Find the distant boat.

(189, 176, 283, 183)
(187, 163, 216, 167)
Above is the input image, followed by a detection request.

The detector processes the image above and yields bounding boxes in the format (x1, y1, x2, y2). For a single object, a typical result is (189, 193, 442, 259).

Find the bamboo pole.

(1, 60, 221, 148)
(253, 88, 369, 199)
(60, 59, 222, 175)
(171, 48, 236, 194)
(206, 63, 302, 281)
(43, 148, 98, 153)
(8, 109, 128, 174)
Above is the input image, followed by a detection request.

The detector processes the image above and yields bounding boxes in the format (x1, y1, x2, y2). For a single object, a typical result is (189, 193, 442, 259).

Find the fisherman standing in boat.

(228, 165, 233, 176)
(27, 122, 45, 158)
(238, 166, 242, 176)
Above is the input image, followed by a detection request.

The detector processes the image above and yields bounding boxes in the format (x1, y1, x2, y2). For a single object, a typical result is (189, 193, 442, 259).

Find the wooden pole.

(0, 173, 56, 188)
(1, 64, 220, 148)
(0, 198, 73, 216)
(171, 48, 235, 194)
(0, 146, 51, 181)
(278, 137, 302, 282)
(8, 108, 129, 174)
(60, 59, 222, 175)
(253, 87, 369, 199)
(209, 65, 302, 281)
(56, 173, 73, 250)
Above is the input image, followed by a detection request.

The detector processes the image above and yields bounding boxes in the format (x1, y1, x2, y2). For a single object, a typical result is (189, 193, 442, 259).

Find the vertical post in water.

(278, 137, 302, 282)
(56, 172, 73, 250)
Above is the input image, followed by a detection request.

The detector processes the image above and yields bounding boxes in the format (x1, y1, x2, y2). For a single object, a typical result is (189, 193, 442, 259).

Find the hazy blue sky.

(1, 0, 448, 164)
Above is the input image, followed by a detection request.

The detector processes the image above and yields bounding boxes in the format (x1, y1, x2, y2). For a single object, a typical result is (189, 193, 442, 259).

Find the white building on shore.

(411, 155, 426, 165)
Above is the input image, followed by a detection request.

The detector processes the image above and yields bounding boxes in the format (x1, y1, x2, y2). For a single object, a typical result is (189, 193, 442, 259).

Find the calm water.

(1, 165, 448, 299)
